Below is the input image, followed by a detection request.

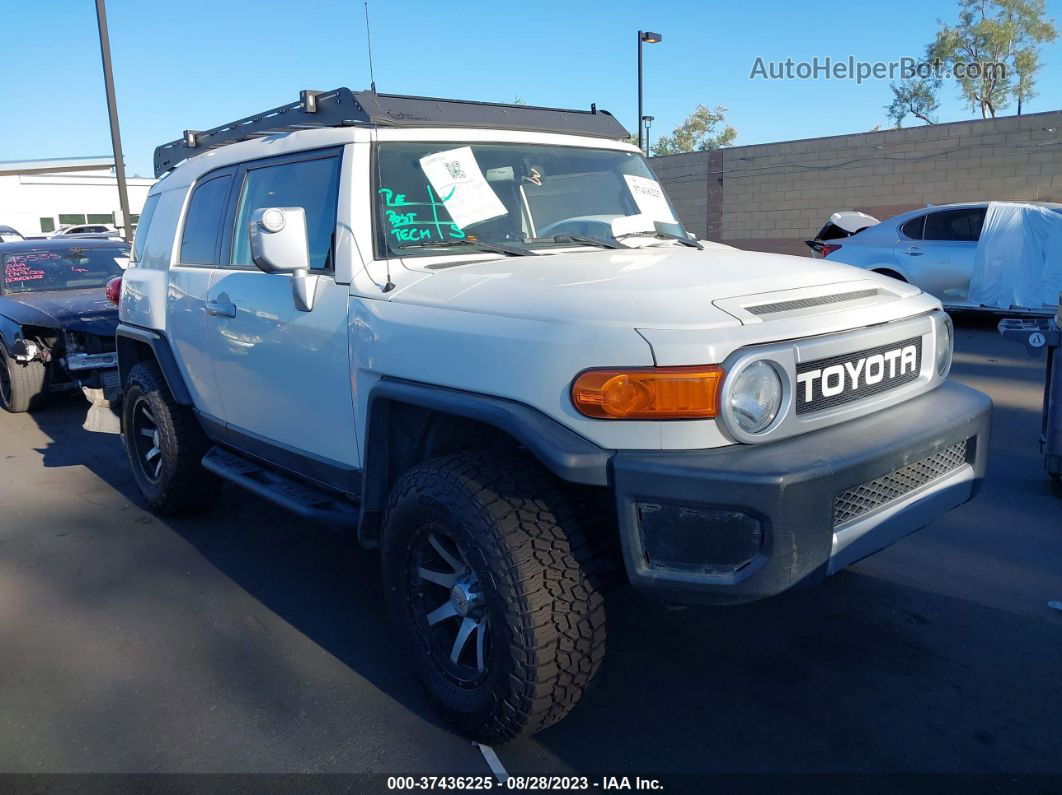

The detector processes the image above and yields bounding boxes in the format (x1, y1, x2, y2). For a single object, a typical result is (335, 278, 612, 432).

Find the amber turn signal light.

(571, 366, 725, 419)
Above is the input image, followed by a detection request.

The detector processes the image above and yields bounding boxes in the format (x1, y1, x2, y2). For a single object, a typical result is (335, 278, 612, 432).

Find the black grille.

(833, 439, 970, 526)
(747, 289, 881, 316)
(796, 336, 922, 415)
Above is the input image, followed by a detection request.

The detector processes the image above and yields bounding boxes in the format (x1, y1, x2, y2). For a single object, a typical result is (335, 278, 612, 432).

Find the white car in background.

(811, 202, 1062, 313)
(0, 225, 25, 243)
(52, 224, 118, 237)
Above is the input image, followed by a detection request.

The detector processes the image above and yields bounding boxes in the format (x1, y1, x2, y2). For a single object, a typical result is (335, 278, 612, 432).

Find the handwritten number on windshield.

(378, 186, 464, 243)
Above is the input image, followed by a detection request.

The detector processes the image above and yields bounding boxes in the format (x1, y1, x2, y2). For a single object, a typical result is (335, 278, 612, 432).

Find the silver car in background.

(813, 202, 1062, 310)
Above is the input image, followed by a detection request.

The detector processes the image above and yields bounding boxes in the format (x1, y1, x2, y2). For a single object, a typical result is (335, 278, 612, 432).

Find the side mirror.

(248, 207, 318, 311)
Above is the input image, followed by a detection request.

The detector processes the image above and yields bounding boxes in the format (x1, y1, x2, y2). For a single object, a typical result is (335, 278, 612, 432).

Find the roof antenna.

(363, 1, 391, 292)
(363, 1, 377, 93)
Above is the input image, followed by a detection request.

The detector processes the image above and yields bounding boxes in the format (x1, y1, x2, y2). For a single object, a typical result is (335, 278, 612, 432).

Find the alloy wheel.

(406, 526, 492, 685)
(130, 397, 164, 482)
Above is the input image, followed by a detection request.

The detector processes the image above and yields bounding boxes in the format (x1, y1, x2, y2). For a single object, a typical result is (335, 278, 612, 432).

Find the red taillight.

(105, 275, 122, 306)
(821, 243, 842, 258)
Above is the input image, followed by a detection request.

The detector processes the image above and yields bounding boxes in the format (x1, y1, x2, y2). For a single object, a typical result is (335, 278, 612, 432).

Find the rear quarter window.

(900, 215, 925, 240)
(131, 194, 160, 262)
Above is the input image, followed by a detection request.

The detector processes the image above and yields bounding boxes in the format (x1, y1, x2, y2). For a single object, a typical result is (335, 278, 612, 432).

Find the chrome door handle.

(204, 300, 237, 318)
(903, 247, 923, 256)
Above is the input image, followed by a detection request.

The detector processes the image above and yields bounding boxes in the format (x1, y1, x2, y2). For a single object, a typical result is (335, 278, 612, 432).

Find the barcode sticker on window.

(419, 146, 507, 230)
(444, 160, 467, 180)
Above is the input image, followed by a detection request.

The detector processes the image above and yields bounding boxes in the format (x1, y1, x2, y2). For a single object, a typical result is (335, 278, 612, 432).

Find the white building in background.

(0, 156, 155, 237)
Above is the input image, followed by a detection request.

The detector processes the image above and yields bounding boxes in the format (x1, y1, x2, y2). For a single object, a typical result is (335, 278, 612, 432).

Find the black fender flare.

(358, 377, 613, 546)
(116, 324, 193, 405)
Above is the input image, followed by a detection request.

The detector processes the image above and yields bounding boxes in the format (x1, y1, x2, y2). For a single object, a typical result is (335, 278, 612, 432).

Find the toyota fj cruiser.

(116, 89, 991, 742)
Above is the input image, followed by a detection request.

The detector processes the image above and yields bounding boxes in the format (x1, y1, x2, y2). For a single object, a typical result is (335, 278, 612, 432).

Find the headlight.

(730, 360, 783, 434)
(937, 316, 953, 376)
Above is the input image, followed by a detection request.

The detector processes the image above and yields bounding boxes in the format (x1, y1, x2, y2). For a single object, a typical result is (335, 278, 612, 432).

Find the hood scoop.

(714, 279, 917, 325)
(746, 288, 883, 316)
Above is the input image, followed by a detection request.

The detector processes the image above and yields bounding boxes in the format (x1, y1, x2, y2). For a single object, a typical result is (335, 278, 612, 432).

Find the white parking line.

(475, 742, 510, 783)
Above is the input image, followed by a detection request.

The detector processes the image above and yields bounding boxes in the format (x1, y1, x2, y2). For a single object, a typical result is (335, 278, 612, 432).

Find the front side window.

(923, 208, 986, 242)
(180, 175, 232, 264)
(230, 155, 341, 270)
(373, 142, 686, 257)
(1, 245, 128, 294)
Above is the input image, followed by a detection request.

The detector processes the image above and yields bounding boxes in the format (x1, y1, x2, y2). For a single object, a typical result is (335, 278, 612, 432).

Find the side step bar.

(201, 446, 360, 526)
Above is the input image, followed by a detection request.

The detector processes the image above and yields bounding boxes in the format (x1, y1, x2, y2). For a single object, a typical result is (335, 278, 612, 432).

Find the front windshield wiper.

(614, 230, 704, 250)
(392, 239, 536, 257)
(523, 234, 629, 250)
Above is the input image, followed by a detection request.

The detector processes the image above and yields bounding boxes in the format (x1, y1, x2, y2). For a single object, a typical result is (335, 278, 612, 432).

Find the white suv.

(116, 89, 991, 742)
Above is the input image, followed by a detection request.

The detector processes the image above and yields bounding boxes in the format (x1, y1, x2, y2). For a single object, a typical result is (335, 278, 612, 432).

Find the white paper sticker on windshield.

(419, 147, 508, 230)
(623, 175, 677, 225)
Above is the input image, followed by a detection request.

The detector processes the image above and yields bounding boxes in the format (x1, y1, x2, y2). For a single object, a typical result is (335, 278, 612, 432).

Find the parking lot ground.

(0, 317, 1060, 785)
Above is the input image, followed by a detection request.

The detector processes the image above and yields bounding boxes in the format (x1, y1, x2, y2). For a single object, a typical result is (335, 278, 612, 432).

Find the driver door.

(203, 148, 359, 484)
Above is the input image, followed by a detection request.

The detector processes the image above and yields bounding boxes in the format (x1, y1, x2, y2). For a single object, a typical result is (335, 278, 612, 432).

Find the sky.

(3, 0, 1061, 178)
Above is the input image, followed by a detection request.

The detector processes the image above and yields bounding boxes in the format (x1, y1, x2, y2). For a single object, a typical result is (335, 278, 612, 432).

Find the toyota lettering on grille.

(795, 336, 922, 414)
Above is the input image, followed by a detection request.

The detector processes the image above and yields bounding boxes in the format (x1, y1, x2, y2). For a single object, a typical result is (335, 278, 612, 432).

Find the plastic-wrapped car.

(812, 202, 1062, 314)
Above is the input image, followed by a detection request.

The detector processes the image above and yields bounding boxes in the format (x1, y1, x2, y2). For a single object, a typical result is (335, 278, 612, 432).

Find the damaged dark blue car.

(0, 238, 127, 413)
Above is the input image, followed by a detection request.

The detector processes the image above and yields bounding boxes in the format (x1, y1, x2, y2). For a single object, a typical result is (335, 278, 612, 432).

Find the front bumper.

(612, 381, 991, 605)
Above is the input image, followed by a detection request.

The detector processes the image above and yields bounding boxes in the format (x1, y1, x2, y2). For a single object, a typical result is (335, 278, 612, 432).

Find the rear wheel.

(121, 361, 219, 514)
(382, 451, 606, 743)
(0, 345, 47, 413)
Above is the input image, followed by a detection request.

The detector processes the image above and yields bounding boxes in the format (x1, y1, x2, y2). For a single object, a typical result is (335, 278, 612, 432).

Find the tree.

(932, 0, 1057, 118)
(886, 77, 941, 126)
(1013, 47, 1040, 113)
(651, 105, 736, 155)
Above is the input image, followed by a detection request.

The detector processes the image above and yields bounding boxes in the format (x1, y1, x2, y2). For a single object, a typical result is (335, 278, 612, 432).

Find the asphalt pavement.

(0, 317, 1059, 786)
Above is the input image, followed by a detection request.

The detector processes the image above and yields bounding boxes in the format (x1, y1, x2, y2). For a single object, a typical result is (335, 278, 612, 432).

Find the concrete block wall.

(651, 109, 1062, 257)
(649, 151, 709, 238)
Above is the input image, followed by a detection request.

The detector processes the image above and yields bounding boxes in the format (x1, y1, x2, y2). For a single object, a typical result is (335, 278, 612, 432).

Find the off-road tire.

(0, 345, 47, 413)
(382, 450, 606, 744)
(122, 361, 219, 515)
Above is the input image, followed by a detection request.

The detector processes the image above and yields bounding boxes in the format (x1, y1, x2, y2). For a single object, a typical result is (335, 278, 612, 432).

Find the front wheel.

(382, 451, 606, 743)
(121, 361, 219, 514)
(0, 345, 47, 413)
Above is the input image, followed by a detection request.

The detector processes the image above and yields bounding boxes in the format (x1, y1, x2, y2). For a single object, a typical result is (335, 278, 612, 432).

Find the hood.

(394, 246, 884, 329)
(0, 288, 119, 337)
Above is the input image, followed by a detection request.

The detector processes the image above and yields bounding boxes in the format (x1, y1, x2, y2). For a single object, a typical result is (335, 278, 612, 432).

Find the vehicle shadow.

(513, 568, 1062, 776)
(24, 399, 457, 742)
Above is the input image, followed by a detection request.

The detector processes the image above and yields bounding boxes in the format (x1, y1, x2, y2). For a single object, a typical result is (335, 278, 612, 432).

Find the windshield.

(374, 141, 687, 257)
(1, 246, 128, 294)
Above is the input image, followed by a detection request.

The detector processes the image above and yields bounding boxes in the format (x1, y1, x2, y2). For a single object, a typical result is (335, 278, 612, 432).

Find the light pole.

(642, 115, 654, 156)
(94, 0, 133, 243)
(637, 30, 662, 153)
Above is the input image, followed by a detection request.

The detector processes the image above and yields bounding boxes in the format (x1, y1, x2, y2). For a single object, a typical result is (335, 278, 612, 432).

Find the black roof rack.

(154, 88, 630, 178)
